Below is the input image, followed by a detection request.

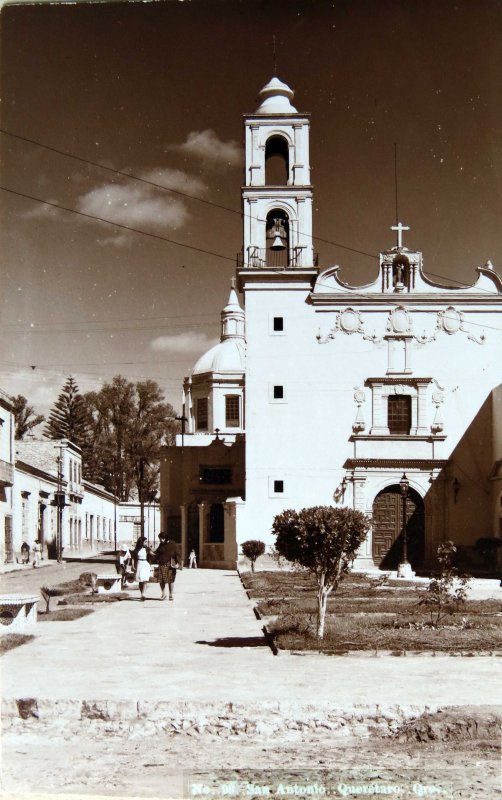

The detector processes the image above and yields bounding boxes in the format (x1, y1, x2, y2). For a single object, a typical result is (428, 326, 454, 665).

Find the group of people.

(116, 533, 183, 601)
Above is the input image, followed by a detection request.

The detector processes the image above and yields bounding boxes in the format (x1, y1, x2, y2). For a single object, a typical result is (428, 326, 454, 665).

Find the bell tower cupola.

(240, 77, 315, 270)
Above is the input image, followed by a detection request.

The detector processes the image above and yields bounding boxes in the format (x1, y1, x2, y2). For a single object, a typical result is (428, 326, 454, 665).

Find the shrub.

(241, 540, 266, 572)
(419, 541, 471, 627)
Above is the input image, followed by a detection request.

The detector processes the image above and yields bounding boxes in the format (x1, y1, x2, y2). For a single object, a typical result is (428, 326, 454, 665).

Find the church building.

(160, 77, 502, 571)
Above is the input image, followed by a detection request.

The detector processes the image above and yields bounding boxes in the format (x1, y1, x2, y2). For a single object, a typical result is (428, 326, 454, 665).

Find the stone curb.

(3, 699, 501, 741)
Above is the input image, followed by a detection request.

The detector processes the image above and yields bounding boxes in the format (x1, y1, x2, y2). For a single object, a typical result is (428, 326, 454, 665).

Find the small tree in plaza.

(272, 506, 370, 639)
(420, 541, 471, 627)
(241, 540, 266, 572)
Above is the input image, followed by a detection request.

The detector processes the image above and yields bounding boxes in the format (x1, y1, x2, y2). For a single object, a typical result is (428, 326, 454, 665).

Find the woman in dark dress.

(154, 533, 180, 601)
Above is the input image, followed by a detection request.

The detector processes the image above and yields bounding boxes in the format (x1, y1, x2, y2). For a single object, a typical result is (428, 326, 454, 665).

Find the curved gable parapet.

(474, 266, 502, 294)
(312, 258, 502, 298)
(313, 265, 380, 294)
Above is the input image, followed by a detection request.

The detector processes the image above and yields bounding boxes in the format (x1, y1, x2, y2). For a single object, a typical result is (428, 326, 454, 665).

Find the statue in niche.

(392, 254, 410, 291)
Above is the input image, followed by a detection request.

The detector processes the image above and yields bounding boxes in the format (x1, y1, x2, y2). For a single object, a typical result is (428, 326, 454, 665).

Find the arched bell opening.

(265, 135, 289, 185)
(266, 209, 290, 268)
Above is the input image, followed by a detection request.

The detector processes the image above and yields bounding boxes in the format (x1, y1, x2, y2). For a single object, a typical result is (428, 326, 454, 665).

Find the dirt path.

(1, 709, 498, 799)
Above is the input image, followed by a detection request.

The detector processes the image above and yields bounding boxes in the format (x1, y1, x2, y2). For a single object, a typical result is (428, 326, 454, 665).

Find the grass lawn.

(241, 570, 502, 653)
(38, 607, 94, 622)
(0, 634, 35, 655)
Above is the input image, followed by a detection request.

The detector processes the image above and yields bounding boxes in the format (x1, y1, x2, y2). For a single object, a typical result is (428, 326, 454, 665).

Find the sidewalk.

(1, 568, 500, 709)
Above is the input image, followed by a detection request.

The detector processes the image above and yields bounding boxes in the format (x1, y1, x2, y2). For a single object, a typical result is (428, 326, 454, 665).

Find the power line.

(0, 127, 240, 218)
(1, 128, 500, 291)
(0, 185, 236, 262)
(0, 126, 377, 260)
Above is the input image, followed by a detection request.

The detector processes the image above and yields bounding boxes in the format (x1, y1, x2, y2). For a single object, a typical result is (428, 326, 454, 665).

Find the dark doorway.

(4, 516, 13, 563)
(187, 503, 199, 560)
(372, 485, 425, 570)
(209, 503, 225, 543)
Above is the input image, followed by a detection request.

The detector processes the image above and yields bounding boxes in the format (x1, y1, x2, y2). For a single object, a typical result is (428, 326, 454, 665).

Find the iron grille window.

(196, 398, 208, 430)
(274, 480, 284, 493)
(273, 385, 284, 399)
(388, 395, 412, 434)
(273, 316, 284, 331)
(225, 395, 240, 427)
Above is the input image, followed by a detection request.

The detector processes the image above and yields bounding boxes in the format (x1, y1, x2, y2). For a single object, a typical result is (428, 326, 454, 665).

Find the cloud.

(77, 182, 190, 231)
(139, 167, 207, 196)
(150, 332, 218, 354)
(21, 201, 63, 220)
(170, 129, 242, 166)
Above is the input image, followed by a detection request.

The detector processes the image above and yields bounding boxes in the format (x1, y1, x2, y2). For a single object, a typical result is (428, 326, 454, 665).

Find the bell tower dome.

(240, 77, 315, 269)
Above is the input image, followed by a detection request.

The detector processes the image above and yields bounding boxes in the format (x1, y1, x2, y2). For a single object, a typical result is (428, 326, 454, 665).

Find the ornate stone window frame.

(365, 377, 432, 437)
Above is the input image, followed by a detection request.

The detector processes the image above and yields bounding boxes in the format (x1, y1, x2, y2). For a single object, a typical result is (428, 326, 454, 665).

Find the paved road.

(1, 567, 501, 708)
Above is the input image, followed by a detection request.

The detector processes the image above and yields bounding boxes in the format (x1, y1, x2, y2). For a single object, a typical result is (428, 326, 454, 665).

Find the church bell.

(268, 218, 287, 250)
(271, 233, 286, 250)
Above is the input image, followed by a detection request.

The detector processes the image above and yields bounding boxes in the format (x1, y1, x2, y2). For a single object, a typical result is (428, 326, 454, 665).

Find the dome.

(192, 338, 245, 377)
(255, 77, 298, 114)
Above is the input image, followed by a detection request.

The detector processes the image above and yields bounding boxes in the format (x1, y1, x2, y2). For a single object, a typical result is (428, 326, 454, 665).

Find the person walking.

(188, 549, 197, 569)
(154, 533, 180, 601)
(32, 539, 42, 568)
(134, 536, 151, 601)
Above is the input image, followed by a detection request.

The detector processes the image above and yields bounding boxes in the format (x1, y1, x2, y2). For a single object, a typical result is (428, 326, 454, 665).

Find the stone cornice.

(309, 293, 502, 307)
(237, 268, 318, 292)
(344, 458, 448, 470)
(365, 377, 433, 385)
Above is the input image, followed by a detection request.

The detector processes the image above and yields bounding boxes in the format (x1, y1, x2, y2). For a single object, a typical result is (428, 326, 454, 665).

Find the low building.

(0, 390, 15, 563)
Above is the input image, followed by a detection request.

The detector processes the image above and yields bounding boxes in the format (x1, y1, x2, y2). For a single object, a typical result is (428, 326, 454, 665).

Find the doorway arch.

(372, 485, 425, 570)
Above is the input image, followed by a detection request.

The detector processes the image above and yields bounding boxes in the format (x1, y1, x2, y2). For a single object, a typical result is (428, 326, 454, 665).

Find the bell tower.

(240, 77, 315, 269)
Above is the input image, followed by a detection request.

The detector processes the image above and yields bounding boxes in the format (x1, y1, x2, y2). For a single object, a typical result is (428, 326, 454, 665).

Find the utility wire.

(0, 185, 236, 262)
(1, 128, 500, 292)
(0, 127, 377, 260)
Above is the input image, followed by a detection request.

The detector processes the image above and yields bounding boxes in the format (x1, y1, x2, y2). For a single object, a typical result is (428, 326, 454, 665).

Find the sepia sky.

(1, 0, 501, 417)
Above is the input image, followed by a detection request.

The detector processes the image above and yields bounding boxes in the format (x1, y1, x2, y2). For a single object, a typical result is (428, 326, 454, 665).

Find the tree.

(84, 376, 179, 501)
(11, 394, 45, 440)
(44, 376, 90, 448)
(241, 540, 266, 572)
(272, 506, 370, 639)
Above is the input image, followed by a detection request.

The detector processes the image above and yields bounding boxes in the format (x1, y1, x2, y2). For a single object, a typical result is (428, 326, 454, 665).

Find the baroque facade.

(161, 77, 502, 571)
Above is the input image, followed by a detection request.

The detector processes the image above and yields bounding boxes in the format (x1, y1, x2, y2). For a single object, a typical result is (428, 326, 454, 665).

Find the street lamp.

(397, 472, 414, 578)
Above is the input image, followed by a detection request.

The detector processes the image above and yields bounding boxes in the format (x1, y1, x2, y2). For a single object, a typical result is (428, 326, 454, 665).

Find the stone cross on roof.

(391, 222, 410, 249)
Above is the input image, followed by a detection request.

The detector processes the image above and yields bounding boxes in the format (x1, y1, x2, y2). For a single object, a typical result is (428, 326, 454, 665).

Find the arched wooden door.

(372, 485, 425, 570)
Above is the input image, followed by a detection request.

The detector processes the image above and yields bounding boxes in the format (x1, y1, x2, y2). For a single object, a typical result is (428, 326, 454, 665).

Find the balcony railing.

(237, 246, 318, 269)
(0, 459, 14, 487)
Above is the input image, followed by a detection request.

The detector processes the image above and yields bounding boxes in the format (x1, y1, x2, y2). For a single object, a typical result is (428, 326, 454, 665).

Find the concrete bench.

(0, 594, 39, 634)
(92, 574, 122, 594)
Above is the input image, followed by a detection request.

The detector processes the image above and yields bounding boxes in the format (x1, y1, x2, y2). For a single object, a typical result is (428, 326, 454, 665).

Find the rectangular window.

(273, 385, 284, 400)
(225, 395, 240, 427)
(274, 480, 284, 493)
(196, 398, 208, 430)
(200, 467, 233, 485)
(388, 395, 412, 435)
(273, 316, 284, 332)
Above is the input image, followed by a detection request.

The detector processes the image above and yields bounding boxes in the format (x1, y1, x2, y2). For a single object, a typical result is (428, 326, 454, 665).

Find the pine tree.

(44, 376, 90, 448)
